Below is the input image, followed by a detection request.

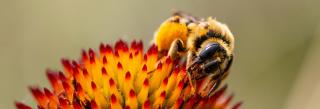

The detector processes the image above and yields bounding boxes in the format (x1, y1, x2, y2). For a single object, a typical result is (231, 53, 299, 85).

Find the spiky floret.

(15, 40, 241, 109)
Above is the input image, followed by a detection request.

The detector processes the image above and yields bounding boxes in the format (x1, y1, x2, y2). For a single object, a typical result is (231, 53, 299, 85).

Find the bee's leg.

(168, 38, 186, 59)
(186, 50, 196, 68)
(206, 79, 221, 97)
(197, 58, 223, 97)
(186, 51, 197, 95)
(187, 71, 196, 95)
(206, 64, 222, 97)
(221, 55, 233, 80)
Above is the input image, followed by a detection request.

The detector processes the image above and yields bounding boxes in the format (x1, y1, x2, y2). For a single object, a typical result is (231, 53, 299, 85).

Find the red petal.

(15, 102, 32, 109)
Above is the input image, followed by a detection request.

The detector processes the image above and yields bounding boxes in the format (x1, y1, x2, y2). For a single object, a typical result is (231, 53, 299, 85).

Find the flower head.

(15, 40, 241, 109)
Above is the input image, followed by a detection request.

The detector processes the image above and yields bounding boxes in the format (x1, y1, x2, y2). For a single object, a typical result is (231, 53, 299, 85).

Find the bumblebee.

(153, 12, 234, 97)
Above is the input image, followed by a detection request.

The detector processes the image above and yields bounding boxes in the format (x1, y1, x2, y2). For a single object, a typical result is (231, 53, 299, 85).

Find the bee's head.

(188, 42, 222, 78)
(187, 42, 225, 97)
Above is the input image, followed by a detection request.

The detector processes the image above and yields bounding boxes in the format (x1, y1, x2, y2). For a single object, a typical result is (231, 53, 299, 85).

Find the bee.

(153, 12, 234, 97)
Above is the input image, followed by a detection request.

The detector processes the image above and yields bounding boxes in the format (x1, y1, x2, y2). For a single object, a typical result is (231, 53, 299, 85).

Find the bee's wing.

(172, 10, 201, 23)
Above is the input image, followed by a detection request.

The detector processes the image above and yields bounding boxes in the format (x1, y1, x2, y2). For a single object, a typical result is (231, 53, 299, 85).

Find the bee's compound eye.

(199, 43, 220, 59)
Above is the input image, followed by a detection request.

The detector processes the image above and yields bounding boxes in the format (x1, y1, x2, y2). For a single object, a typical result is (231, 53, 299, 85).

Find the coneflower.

(15, 40, 241, 109)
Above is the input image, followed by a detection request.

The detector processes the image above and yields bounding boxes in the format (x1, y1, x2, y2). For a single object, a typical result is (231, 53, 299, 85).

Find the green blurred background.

(1, 0, 320, 109)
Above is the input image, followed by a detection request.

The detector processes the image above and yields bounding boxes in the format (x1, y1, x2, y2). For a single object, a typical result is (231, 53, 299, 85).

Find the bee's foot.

(190, 87, 196, 95)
